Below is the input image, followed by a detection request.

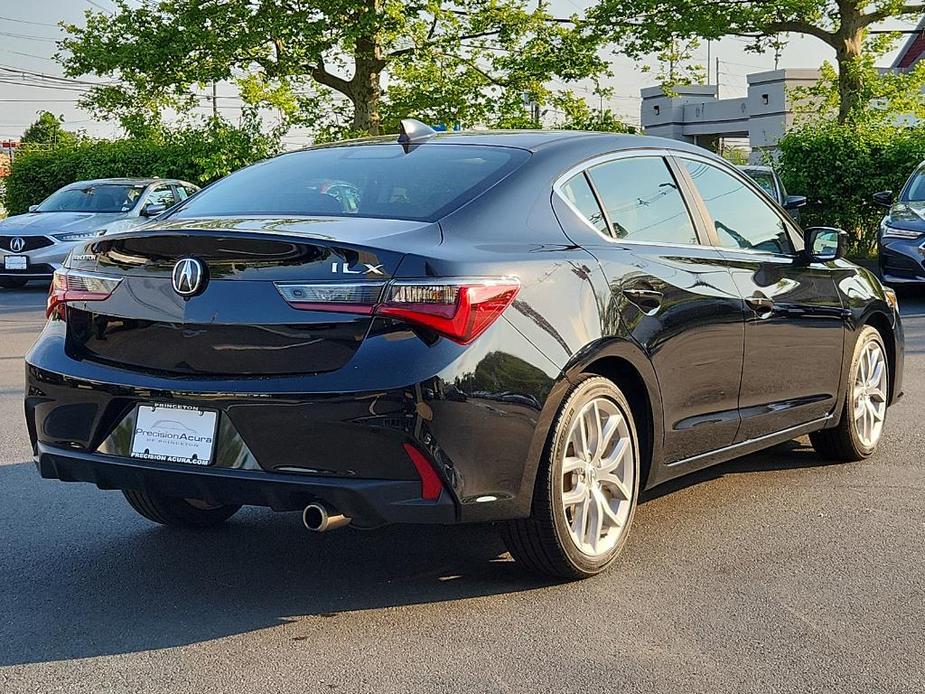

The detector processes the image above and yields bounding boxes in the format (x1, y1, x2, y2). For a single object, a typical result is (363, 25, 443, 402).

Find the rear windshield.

(38, 184, 146, 213)
(171, 143, 529, 222)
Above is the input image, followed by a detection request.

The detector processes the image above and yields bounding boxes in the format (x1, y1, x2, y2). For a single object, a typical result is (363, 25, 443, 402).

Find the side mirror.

(28, 205, 39, 213)
(783, 195, 807, 210)
(140, 203, 167, 217)
(804, 227, 846, 262)
(873, 190, 894, 208)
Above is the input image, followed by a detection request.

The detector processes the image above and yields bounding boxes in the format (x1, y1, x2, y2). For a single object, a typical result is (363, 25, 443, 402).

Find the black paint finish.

(25, 131, 904, 526)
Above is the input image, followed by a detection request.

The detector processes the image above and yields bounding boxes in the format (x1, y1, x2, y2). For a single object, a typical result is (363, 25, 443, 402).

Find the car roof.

(305, 130, 714, 156)
(737, 165, 774, 173)
(61, 177, 188, 188)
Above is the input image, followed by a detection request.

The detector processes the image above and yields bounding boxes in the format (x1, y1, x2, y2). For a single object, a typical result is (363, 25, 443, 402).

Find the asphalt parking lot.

(1, 282, 923, 694)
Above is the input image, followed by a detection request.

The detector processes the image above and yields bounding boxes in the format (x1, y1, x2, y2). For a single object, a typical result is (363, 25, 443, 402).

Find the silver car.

(0, 177, 199, 288)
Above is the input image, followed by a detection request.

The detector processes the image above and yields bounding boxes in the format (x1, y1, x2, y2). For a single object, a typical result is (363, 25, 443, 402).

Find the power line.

(0, 14, 59, 28)
(0, 49, 57, 62)
(0, 30, 59, 42)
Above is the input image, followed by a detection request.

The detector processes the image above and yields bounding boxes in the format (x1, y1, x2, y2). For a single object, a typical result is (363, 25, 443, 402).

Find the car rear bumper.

(34, 442, 456, 525)
(25, 316, 564, 524)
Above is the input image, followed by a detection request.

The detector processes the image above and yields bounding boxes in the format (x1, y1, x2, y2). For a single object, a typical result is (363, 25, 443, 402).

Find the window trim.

(553, 148, 710, 249)
(671, 152, 805, 257)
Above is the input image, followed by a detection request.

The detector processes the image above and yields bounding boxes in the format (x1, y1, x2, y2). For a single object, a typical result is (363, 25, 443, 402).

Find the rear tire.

(0, 278, 28, 289)
(810, 325, 888, 462)
(501, 375, 640, 580)
(123, 489, 240, 528)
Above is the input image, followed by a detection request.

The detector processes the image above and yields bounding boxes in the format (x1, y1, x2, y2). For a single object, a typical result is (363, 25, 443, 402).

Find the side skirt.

(645, 416, 832, 488)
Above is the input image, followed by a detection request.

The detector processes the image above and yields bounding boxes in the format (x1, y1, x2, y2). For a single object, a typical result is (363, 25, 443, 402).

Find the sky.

(0, 0, 918, 146)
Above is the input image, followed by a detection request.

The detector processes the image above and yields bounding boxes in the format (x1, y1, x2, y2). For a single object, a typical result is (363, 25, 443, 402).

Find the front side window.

(743, 169, 778, 202)
(587, 156, 698, 245)
(683, 159, 793, 255)
(146, 185, 177, 209)
(38, 184, 146, 213)
(171, 144, 529, 222)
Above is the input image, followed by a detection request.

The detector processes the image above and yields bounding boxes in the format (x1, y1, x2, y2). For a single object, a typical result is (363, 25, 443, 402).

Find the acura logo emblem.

(172, 258, 205, 296)
(10, 237, 25, 253)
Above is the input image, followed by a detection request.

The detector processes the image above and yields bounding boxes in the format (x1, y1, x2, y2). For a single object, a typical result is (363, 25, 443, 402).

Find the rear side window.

(560, 173, 607, 234)
(682, 159, 793, 255)
(172, 144, 529, 222)
(587, 157, 698, 245)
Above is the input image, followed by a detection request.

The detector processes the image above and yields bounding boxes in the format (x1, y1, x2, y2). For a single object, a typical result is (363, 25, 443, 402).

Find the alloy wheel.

(853, 339, 887, 449)
(560, 397, 635, 557)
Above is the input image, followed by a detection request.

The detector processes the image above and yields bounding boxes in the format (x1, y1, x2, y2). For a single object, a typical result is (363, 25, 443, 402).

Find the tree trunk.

(834, 3, 866, 122)
(348, 2, 385, 136)
(350, 45, 383, 136)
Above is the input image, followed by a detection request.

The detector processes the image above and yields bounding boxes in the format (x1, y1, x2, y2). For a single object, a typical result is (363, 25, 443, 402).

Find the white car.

(0, 177, 199, 288)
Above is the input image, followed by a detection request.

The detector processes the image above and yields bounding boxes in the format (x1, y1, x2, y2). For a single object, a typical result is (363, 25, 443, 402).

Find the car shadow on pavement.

(640, 438, 840, 502)
(0, 437, 835, 666)
(0, 462, 556, 667)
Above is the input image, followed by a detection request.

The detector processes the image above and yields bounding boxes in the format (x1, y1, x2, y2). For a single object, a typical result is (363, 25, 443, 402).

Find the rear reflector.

(275, 282, 384, 314)
(402, 443, 444, 501)
(47, 269, 122, 319)
(275, 277, 520, 344)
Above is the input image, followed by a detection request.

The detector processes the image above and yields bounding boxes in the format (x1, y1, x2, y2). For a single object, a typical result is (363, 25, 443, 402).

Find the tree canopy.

(59, 0, 608, 137)
(20, 111, 76, 146)
(589, 0, 925, 122)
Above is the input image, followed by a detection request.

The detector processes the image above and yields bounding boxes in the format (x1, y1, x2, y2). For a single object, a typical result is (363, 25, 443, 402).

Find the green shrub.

(778, 121, 925, 256)
(1, 120, 281, 216)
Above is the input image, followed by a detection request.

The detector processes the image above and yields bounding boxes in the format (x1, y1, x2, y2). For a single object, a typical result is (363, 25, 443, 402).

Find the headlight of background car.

(881, 208, 923, 240)
(52, 230, 106, 242)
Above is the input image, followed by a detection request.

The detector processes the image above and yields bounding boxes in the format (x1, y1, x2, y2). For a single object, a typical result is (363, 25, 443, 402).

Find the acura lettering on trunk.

(24, 120, 904, 579)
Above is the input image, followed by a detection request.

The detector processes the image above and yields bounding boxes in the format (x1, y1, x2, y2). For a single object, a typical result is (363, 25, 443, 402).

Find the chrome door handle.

(623, 287, 663, 313)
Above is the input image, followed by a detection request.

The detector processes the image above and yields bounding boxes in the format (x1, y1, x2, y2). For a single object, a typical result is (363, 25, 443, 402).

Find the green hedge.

(1, 122, 280, 216)
(778, 121, 925, 256)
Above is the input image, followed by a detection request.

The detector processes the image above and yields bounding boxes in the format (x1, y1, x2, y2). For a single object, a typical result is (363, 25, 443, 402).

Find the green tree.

(589, 0, 925, 122)
(20, 111, 76, 146)
(59, 0, 605, 137)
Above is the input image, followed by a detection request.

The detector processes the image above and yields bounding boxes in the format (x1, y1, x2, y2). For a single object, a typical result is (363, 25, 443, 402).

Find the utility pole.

(212, 81, 218, 118)
(706, 41, 711, 85)
(716, 57, 721, 98)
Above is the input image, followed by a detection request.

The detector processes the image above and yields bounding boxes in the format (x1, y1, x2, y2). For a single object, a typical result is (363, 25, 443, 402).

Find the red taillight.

(47, 269, 122, 319)
(402, 443, 444, 501)
(275, 278, 520, 344)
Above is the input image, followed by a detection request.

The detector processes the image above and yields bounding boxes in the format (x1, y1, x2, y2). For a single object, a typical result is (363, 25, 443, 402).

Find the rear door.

(675, 154, 846, 441)
(556, 151, 745, 463)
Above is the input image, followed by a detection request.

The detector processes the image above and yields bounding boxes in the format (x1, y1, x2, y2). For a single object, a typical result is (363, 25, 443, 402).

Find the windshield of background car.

(745, 170, 777, 200)
(171, 144, 530, 222)
(902, 168, 925, 201)
(37, 184, 146, 213)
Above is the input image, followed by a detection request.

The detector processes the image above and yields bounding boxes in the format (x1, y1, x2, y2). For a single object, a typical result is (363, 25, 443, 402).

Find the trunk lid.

(65, 217, 438, 376)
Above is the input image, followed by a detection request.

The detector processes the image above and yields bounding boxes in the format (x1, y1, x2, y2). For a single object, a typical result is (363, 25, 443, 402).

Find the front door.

(675, 155, 847, 441)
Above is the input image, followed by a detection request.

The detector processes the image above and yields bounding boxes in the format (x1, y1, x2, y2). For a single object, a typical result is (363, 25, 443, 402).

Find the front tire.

(123, 489, 241, 528)
(501, 375, 640, 579)
(810, 325, 888, 461)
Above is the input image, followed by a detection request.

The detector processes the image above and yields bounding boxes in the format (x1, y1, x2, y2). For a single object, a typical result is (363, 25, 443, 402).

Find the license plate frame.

(130, 403, 218, 465)
(3, 255, 27, 271)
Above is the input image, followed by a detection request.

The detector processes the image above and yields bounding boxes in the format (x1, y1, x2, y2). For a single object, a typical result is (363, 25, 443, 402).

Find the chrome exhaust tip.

(302, 503, 351, 532)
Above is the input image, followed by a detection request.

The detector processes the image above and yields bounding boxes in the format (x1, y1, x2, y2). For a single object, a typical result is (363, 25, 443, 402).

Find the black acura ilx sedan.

(25, 121, 903, 579)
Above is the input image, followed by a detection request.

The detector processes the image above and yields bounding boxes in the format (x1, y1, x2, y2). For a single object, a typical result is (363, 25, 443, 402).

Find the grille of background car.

(0, 236, 55, 252)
